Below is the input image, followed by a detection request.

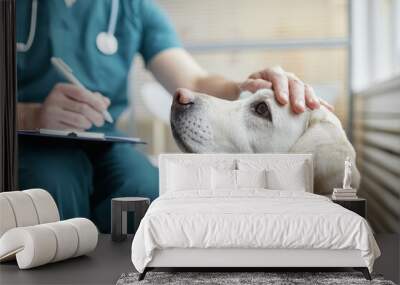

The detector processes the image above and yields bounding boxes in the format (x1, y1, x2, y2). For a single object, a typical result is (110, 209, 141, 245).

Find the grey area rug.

(117, 272, 395, 285)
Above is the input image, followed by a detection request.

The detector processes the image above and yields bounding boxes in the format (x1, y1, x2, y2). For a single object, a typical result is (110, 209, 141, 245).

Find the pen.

(51, 57, 114, 124)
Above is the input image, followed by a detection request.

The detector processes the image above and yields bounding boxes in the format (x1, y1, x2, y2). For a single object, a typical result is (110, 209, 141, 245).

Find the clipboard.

(17, 129, 145, 144)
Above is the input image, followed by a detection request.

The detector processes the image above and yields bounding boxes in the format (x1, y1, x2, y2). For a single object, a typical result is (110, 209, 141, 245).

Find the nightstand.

(328, 195, 367, 218)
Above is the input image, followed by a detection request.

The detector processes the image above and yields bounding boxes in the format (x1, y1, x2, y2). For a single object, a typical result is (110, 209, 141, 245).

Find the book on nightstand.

(332, 188, 358, 200)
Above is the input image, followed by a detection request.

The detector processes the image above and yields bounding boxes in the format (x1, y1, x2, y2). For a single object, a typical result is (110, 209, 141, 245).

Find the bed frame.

(139, 154, 372, 281)
(140, 248, 370, 280)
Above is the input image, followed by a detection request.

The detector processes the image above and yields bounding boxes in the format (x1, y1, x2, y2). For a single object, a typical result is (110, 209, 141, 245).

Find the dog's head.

(170, 88, 360, 194)
(170, 88, 310, 153)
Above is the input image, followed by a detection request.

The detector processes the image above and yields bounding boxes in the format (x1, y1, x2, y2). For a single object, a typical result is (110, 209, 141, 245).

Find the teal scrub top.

(17, 0, 181, 132)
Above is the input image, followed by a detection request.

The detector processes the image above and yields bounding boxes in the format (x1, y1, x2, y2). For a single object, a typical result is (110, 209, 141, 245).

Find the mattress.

(131, 190, 380, 273)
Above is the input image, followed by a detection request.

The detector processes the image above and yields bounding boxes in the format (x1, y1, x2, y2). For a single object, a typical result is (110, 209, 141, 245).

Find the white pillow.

(167, 162, 211, 191)
(211, 169, 268, 191)
(266, 167, 307, 191)
(236, 169, 268, 189)
(211, 168, 236, 190)
(237, 159, 310, 192)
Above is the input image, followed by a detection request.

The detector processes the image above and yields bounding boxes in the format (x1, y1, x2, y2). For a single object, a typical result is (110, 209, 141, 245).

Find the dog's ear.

(290, 108, 359, 194)
(291, 108, 345, 153)
(290, 122, 330, 154)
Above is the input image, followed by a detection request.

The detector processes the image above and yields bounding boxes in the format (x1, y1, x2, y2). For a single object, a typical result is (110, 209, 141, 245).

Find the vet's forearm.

(194, 75, 241, 101)
(148, 49, 241, 100)
(17, 103, 41, 130)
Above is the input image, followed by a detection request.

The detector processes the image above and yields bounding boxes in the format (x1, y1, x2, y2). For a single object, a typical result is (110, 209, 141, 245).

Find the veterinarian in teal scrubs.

(17, 0, 329, 233)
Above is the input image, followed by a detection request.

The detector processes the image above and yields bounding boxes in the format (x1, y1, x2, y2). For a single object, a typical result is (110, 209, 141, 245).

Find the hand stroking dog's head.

(170, 88, 360, 194)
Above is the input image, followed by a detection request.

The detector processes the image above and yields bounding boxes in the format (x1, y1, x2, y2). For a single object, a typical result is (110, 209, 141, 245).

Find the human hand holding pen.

(51, 57, 113, 124)
(36, 83, 111, 130)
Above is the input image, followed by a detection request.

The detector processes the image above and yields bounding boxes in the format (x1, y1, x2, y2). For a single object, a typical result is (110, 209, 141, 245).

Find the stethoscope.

(17, 0, 120, 55)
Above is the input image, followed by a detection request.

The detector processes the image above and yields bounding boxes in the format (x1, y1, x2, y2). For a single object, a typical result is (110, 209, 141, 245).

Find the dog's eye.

(253, 102, 272, 121)
(255, 102, 268, 115)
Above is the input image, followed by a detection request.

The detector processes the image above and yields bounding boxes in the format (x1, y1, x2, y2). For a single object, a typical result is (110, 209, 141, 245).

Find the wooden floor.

(0, 234, 398, 285)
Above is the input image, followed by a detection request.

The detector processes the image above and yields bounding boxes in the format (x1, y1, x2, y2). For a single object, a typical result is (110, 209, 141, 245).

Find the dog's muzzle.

(170, 89, 213, 153)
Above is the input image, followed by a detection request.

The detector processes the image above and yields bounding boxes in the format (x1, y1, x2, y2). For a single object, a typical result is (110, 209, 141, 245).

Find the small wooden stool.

(111, 197, 150, 242)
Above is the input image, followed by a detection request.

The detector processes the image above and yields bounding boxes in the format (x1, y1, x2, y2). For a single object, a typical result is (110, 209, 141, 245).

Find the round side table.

(111, 197, 150, 242)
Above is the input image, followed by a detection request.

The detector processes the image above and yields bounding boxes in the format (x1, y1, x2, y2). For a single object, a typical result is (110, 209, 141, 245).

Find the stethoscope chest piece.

(96, 32, 118, 55)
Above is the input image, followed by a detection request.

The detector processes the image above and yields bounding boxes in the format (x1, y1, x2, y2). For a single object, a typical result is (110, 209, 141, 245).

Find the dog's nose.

(174, 88, 195, 105)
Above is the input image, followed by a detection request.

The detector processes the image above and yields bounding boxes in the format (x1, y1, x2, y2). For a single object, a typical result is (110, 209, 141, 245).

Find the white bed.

(131, 154, 380, 280)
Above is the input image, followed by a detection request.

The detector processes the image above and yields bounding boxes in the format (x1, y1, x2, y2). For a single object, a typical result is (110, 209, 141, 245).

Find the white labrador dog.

(170, 88, 360, 195)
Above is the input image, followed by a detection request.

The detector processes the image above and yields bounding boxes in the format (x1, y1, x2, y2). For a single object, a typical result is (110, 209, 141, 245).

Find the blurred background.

(116, 0, 399, 234)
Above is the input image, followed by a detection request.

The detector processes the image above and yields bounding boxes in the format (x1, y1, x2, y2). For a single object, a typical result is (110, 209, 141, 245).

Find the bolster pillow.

(0, 189, 60, 237)
(0, 218, 98, 269)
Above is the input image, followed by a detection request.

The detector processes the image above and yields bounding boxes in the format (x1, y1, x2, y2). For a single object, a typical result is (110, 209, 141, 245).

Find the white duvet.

(131, 190, 380, 273)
